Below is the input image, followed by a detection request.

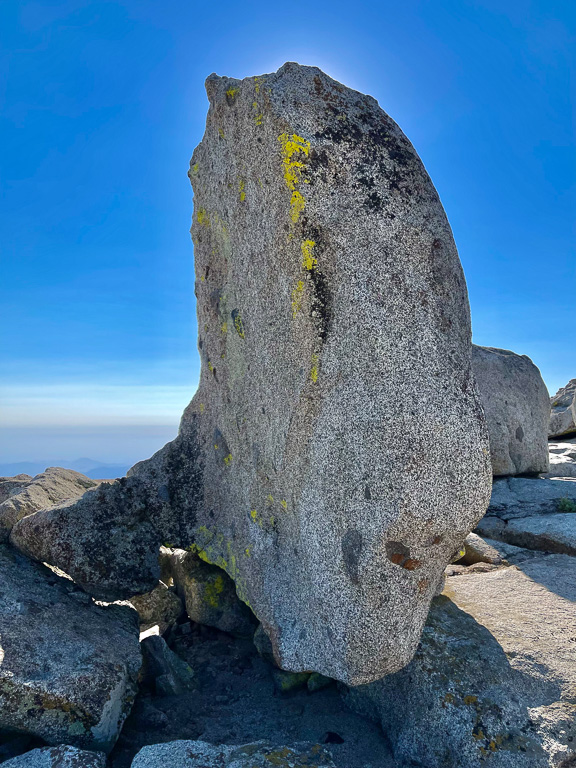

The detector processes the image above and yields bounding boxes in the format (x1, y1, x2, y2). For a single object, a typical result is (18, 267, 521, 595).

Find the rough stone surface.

(343, 555, 576, 768)
(2, 746, 107, 767)
(0, 467, 100, 542)
(128, 581, 183, 634)
(168, 549, 257, 637)
(0, 475, 32, 504)
(0, 545, 141, 753)
(8, 63, 491, 685)
(458, 532, 503, 565)
(10, 478, 164, 600)
(140, 635, 196, 696)
(472, 345, 550, 476)
(550, 379, 576, 438)
(477, 513, 576, 556)
(547, 439, 576, 478)
(130, 740, 335, 768)
(487, 476, 576, 520)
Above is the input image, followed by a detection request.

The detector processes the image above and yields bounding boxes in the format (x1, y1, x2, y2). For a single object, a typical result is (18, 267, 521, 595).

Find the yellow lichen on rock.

(278, 133, 310, 223)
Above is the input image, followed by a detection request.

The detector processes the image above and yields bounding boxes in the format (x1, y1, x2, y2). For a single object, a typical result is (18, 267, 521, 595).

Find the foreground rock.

(0, 546, 141, 753)
(2, 746, 106, 767)
(0, 467, 100, 542)
(547, 438, 576, 478)
(458, 532, 503, 565)
(9, 63, 492, 685)
(168, 549, 257, 637)
(131, 740, 335, 768)
(472, 345, 550, 476)
(140, 635, 196, 696)
(550, 379, 576, 438)
(344, 555, 576, 768)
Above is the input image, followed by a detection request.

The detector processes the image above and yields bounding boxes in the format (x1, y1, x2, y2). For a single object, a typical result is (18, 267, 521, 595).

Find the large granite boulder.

(0, 545, 141, 753)
(9, 63, 491, 685)
(2, 746, 107, 767)
(550, 379, 576, 438)
(472, 345, 550, 476)
(0, 467, 100, 542)
(131, 740, 335, 768)
(343, 555, 576, 767)
(128, 580, 183, 635)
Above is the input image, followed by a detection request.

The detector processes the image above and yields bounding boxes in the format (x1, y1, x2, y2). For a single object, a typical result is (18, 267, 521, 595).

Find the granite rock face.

(343, 555, 576, 768)
(131, 740, 336, 768)
(550, 379, 576, 438)
(9, 63, 491, 685)
(0, 546, 141, 753)
(0, 467, 100, 542)
(472, 345, 550, 476)
(2, 746, 107, 768)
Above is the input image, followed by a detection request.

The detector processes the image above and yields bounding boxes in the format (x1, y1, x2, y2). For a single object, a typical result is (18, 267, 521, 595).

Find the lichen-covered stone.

(130, 740, 335, 768)
(472, 345, 550, 476)
(2, 746, 107, 767)
(0, 545, 141, 753)
(167, 549, 256, 637)
(9, 63, 491, 685)
(128, 581, 183, 634)
(0, 467, 100, 542)
(550, 379, 576, 438)
(343, 555, 576, 767)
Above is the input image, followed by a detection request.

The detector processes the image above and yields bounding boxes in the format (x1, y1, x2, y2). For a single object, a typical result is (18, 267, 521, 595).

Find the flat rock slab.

(0, 545, 141, 753)
(343, 554, 576, 768)
(131, 741, 335, 768)
(477, 513, 576, 556)
(472, 345, 550, 476)
(546, 439, 576, 478)
(488, 476, 576, 520)
(0, 467, 101, 542)
(2, 746, 107, 767)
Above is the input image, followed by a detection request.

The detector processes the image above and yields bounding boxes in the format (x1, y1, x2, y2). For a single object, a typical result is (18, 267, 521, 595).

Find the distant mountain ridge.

(0, 458, 130, 479)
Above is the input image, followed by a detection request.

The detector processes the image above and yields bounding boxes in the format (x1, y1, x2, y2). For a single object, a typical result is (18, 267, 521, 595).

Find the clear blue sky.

(1, 0, 574, 466)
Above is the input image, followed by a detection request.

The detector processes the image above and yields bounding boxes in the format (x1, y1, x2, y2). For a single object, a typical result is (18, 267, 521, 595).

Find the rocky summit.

(9, 63, 491, 686)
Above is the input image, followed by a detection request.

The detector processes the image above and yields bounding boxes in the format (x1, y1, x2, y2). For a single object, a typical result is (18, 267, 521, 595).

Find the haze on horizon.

(1, 0, 574, 467)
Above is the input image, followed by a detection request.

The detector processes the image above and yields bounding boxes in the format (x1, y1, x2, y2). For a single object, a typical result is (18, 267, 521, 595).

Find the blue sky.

(1, 0, 574, 465)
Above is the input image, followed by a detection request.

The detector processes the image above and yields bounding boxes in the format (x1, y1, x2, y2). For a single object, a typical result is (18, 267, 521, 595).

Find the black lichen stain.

(299, 219, 332, 344)
(342, 529, 363, 584)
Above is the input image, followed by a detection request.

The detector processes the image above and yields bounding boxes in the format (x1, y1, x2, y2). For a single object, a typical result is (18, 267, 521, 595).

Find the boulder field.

(1, 63, 574, 768)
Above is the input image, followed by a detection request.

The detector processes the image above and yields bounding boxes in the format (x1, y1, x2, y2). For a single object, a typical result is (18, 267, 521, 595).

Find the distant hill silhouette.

(0, 458, 129, 479)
